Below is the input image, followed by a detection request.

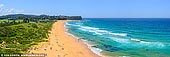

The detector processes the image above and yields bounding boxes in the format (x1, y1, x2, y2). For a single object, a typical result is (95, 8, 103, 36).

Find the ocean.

(65, 18, 170, 57)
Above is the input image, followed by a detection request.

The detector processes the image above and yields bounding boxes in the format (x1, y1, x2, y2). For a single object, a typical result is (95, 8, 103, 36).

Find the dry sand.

(29, 20, 99, 57)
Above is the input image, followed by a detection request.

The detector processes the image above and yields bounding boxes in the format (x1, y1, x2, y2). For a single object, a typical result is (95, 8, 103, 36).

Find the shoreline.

(64, 21, 103, 56)
(29, 20, 99, 57)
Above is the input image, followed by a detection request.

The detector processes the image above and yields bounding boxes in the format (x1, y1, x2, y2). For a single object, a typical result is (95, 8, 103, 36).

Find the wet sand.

(29, 20, 99, 57)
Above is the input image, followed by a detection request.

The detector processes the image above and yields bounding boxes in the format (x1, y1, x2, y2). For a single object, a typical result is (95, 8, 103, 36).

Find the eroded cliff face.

(54, 16, 82, 20)
(68, 16, 82, 20)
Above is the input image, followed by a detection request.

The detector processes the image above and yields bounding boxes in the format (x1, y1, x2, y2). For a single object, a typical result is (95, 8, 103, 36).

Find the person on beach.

(62, 48, 64, 50)
(28, 51, 30, 53)
(63, 54, 68, 57)
(58, 55, 60, 57)
(78, 38, 81, 42)
(44, 48, 47, 51)
(50, 47, 52, 50)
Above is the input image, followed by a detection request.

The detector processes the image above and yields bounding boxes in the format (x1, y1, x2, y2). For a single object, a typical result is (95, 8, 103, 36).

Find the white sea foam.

(66, 22, 127, 37)
(78, 25, 127, 37)
(64, 22, 103, 56)
(79, 28, 103, 35)
(112, 38, 130, 43)
(130, 38, 141, 42)
(83, 41, 103, 56)
(80, 26, 99, 30)
(110, 37, 166, 48)
(90, 47, 103, 56)
(80, 25, 165, 48)
(66, 32, 103, 56)
(139, 41, 165, 48)
(65, 22, 81, 26)
(130, 38, 151, 44)
(140, 41, 150, 44)
(129, 38, 165, 48)
(109, 33, 127, 36)
(65, 22, 168, 56)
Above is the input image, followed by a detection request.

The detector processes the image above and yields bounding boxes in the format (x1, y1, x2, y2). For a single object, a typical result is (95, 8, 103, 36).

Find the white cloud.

(7, 8, 14, 13)
(15, 10, 24, 14)
(0, 4, 4, 8)
(0, 4, 25, 15)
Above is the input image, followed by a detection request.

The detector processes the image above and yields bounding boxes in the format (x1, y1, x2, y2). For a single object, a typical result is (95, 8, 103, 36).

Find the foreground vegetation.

(0, 20, 54, 53)
(0, 14, 81, 54)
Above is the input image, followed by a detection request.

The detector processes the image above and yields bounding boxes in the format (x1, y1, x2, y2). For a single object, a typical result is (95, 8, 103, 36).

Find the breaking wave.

(66, 22, 127, 36)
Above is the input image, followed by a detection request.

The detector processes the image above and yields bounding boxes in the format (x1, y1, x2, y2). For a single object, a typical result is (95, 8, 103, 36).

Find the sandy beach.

(29, 20, 99, 57)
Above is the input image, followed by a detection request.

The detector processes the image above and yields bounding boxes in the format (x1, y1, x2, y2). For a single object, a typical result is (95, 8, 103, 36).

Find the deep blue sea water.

(65, 18, 170, 57)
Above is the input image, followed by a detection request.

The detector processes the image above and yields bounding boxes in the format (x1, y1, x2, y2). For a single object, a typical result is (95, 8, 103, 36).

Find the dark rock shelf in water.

(93, 44, 122, 52)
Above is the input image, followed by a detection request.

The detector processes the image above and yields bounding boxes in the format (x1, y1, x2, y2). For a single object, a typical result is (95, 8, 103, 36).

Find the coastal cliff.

(57, 15, 82, 20)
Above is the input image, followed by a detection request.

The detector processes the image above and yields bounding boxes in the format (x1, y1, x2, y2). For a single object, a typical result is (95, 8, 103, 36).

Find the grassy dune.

(0, 22, 53, 53)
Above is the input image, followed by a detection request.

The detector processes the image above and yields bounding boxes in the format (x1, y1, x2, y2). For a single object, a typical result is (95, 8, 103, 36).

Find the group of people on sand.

(43, 47, 52, 51)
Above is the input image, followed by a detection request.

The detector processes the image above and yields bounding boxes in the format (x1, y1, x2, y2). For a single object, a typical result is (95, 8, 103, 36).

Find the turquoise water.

(65, 18, 170, 57)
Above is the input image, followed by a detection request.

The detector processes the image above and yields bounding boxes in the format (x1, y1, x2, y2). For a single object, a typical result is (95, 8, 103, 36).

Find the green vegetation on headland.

(0, 14, 82, 54)
(0, 14, 82, 20)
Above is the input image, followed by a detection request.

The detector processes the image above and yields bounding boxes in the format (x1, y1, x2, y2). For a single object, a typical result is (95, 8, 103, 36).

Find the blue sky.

(0, 0, 170, 18)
